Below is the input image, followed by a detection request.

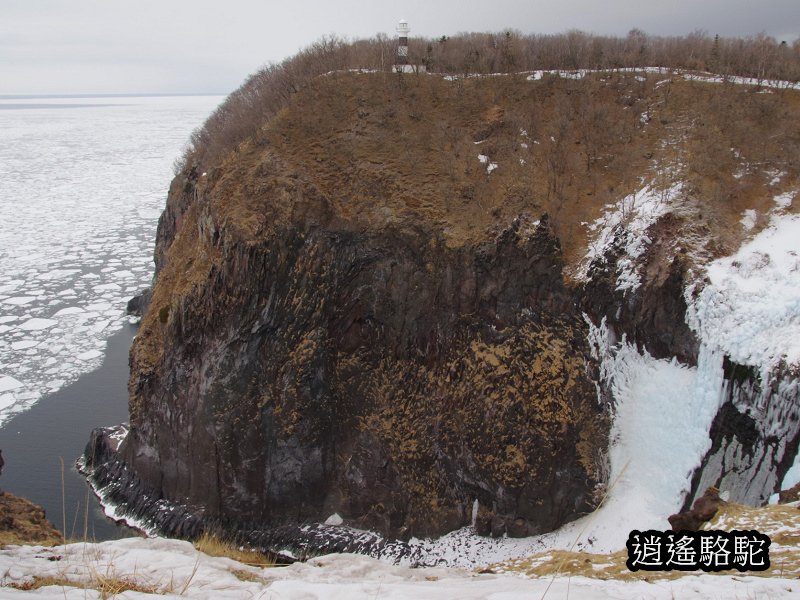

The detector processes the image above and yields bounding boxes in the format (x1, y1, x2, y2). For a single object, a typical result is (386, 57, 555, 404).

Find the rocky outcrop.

(126, 288, 152, 317)
(82, 427, 417, 562)
(84, 69, 800, 555)
(682, 359, 800, 510)
(0, 449, 63, 547)
(668, 486, 725, 531)
(581, 213, 700, 366)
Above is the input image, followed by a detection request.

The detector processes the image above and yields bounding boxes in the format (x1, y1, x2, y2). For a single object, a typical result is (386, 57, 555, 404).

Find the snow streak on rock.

(582, 182, 683, 292)
(687, 213, 800, 377)
(0, 95, 223, 426)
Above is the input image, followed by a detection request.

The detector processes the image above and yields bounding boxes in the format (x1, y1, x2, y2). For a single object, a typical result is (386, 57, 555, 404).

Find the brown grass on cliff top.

(0, 490, 63, 548)
(182, 31, 800, 173)
(199, 69, 800, 274)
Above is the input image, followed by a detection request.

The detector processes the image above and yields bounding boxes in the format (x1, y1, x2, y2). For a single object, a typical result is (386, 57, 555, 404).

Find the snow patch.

(774, 191, 795, 208)
(522, 67, 800, 92)
(324, 513, 344, 526)
(477, 153, 498, 174)
(740, 209, 758, 230)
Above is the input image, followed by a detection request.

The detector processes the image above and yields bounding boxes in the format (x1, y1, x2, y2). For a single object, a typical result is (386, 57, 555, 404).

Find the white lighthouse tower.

(396, 19, 410, 66)
(395, 19, 421, 73)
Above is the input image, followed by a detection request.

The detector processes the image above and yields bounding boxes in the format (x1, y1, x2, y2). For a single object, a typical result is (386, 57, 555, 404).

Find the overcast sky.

(1, 0, 798, 95)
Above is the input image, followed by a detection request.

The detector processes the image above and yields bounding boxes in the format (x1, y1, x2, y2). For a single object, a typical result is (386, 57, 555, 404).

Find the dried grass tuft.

(194, 532, 277, 568)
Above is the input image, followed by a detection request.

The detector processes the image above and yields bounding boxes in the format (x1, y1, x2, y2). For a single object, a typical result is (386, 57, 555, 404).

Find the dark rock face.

(82, 427, 413, 562)
(82, 428, 205, 540)
(119, 157, 609, 543)
(126, 288, 152, 317)
(668, 486, 724, 532)
(682, 358, 800, 510)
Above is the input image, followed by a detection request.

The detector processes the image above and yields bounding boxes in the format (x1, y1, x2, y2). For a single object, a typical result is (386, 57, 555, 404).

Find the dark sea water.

(0, 326, 137, 540)
(0, 94, 224, 542)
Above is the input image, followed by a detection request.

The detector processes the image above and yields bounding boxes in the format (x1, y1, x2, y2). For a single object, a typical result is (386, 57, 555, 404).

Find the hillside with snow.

(5, 30, 800, 598)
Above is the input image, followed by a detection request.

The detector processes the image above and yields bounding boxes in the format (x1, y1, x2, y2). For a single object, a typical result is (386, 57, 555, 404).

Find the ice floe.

(0, 94, 223, 427)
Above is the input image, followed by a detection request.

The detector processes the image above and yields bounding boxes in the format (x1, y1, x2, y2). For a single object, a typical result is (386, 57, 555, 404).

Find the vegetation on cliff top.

(179, 29, 800, 174)
(171, 65, 800, 279)
(0, 490, 63, 548)
(156, 29, 800, 284)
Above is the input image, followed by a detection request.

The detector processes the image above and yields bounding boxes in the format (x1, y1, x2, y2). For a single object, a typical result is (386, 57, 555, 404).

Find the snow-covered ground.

(2, 537, 799, 599)
(0, 95, 223, 425)
(526, 67, 800, 91)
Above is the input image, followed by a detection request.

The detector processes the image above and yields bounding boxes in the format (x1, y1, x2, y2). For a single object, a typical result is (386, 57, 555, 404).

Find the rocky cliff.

(83, 68, 800, 555)
(123, 175, 606, 539)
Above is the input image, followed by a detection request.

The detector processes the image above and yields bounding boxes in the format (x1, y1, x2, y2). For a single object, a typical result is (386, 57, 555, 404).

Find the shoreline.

(80, 427, 579, 569)
(0, 325, 138, 541)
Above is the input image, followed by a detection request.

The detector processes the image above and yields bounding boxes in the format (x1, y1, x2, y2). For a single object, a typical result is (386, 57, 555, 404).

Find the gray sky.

(1, 0, 798, 95)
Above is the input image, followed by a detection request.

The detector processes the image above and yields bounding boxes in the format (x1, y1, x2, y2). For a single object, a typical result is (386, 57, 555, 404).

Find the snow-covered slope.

(687, 213, 800, 376)
(1, 537, 798, 599)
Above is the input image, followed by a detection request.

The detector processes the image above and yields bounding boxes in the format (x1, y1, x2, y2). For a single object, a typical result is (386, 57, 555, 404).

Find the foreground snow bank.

(1, 538, 798, 599)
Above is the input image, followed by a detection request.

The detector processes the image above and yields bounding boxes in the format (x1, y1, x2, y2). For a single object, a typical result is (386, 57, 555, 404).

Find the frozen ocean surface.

(0, 94, 225, 426)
